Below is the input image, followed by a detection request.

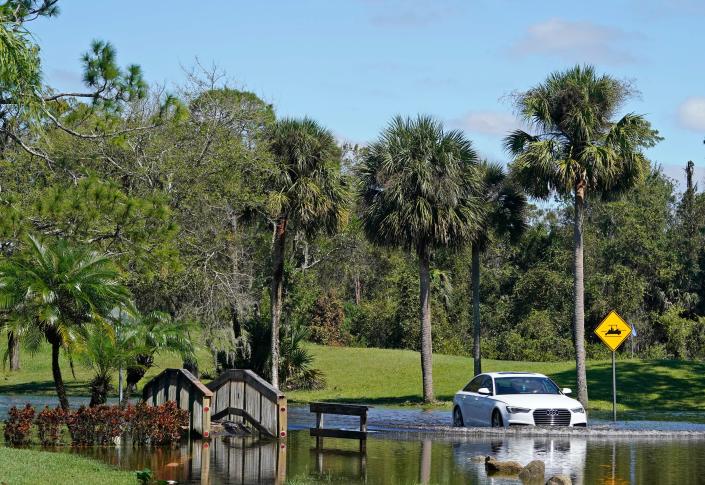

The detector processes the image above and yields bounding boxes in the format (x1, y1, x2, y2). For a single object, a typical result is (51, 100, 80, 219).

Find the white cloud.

(510, 18, 638, 65)
(450, 111, 521, 136)
(677, 97, 705, 132)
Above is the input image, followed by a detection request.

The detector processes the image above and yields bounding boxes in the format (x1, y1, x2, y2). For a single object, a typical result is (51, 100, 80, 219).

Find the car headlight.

(571, 407, 585, 414)
(506, 406, 531, 414)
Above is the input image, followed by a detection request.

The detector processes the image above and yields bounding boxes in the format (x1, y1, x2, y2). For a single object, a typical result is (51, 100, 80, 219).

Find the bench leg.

(316, 412, 324, 450)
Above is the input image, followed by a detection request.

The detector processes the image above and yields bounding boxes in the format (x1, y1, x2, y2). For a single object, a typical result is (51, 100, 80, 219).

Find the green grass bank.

(0, 447, 136, 485)
(2, 342, 704, 414)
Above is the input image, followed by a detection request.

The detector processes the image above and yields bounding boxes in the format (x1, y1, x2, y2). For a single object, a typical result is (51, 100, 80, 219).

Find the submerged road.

(287, 404, 705, 437)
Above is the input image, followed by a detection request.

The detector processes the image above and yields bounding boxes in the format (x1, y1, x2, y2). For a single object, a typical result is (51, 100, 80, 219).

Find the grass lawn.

(0, 447, 136, 485)
(288, 344, 705, 414)
(2, 340, 705, 415)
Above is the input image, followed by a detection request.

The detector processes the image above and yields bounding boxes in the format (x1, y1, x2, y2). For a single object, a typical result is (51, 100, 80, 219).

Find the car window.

(481, 376, 494, 395)
(494, 376, 560, 395)
(463, 376, 484, 393)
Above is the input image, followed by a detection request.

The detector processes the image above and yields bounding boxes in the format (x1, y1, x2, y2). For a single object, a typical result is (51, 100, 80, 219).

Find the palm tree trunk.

(471, 244, 482, 376)
(50, 340, 69, 411)
(8, 331, 20, 371)
(573, 182, 589, 408)
(418, 248, 434, 403)
(270, 217, 288, 389)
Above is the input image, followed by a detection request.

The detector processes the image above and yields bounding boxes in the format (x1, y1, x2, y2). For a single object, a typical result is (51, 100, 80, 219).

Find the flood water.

(4, 397, 705, 484)
(70, 430, 705, 484)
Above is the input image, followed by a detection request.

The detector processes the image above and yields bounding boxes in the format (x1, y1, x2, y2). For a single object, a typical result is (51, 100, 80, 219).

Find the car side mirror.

(562, 388, 572, 395)
(478, 387, 491, 396)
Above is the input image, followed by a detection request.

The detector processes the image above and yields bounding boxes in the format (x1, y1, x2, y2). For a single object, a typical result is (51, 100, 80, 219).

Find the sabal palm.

(265, 117, 348, 387)
(0, 235, 130, 409)
(358, 115, 483, 403)
(471, 162, 527, 376)
(505, 65, 660, 407)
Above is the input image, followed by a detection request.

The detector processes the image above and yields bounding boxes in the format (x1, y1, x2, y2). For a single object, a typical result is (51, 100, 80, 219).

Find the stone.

(519, 460, 545, 482)
(485, 456, 524, 475)
(546, 475, 572, 485)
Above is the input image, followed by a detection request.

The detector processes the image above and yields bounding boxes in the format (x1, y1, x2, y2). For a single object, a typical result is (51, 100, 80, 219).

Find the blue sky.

(31, 0, 705, 187)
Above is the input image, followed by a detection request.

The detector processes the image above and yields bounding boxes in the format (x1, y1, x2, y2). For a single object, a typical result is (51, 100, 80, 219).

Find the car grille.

(532, 408, 571, 426)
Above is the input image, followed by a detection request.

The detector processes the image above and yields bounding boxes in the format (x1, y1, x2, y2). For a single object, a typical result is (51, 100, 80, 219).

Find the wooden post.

(276, 441, 287, 485)
(200, 441, 210, 485)
(203, 395, 212, 439)
(277, 396, 288, 439)
(359, 412, 367, 454)
(315, 411, 324, 449)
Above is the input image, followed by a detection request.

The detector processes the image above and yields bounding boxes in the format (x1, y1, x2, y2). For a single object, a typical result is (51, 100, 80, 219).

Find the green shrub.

(308, 290, 350, 346)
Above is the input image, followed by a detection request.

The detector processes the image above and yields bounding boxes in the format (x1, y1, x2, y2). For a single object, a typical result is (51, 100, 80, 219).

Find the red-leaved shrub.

(4, 401, 187, 447)
(35, 406, 66, 446)
(66, 405, 127, 445)
(4, 404, 35, 445)
(125, 401, 188, 445)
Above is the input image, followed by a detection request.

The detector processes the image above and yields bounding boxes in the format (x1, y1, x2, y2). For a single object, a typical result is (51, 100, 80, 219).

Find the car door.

(475, 375, 497, 426)
(458, 375, 484, 426)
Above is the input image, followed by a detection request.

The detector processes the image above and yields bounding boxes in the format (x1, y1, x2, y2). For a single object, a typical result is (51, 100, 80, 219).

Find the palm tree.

(117, 310, 195, 402)
(265, 117, 348, 388)
(79, 320, 143, 407)
(505, 65, 660, 407)
(358, 115, 483, 403)
(1, 314, 22, 370)
(0, 236, 130, 410)
(471, 162, 527, 375)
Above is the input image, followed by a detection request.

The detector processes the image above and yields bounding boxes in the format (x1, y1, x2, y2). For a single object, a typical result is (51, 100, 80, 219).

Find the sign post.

(594, 310, 632, 422)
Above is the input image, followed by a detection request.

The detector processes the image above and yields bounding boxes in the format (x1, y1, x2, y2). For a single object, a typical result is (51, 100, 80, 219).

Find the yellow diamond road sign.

(594, 310, 632, 352)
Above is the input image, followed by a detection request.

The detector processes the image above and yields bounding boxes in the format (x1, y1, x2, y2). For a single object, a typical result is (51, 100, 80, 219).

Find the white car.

(452, 372, 587, 428)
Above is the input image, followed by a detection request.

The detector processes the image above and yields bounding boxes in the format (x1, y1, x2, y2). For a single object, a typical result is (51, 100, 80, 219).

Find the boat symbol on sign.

(605, 325, 621, 336)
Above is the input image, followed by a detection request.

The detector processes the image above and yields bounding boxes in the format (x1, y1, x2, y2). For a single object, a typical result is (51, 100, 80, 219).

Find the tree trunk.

(270, 217, 288, 389)
(471, 244, 482, 376)
(418, 248, 434, 403)
(50, 340, 69, 411)
(354, 272, 362, 305)
(183, 358, 199, 378)
(573, 182, 589, 408)
(89, 375, 110, 407)
(8, 331, 20, 371)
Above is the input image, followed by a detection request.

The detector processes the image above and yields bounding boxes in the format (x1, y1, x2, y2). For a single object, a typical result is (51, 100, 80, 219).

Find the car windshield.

(494, 376, 560, 395)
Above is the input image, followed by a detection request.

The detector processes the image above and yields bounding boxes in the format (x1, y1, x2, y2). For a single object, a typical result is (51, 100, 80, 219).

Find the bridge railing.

(207, 369, 287, 439)
(143, 368, 213, 438)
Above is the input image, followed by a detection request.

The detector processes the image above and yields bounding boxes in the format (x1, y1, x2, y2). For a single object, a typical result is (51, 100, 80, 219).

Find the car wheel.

(453, 406, 464, 427)
(491, 409, 503, 428)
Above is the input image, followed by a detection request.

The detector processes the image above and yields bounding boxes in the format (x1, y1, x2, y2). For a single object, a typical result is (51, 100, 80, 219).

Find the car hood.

(493, 394, 582, 409)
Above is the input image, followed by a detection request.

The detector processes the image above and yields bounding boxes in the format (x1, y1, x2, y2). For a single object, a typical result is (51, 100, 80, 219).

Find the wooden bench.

(309, 402, 369, 453)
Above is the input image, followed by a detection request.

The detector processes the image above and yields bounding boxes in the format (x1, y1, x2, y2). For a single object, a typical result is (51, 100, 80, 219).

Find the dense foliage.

(1, 3, 704, 407)
(3, 403, 34, 445)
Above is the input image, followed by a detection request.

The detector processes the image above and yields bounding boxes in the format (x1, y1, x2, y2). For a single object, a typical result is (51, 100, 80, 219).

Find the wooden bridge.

(143, 368, 287, 439)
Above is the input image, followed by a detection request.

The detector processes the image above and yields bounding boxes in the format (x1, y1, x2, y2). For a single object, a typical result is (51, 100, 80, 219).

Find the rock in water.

(546, 475, 572, 485)
(485, 456, 524, 475)
(519, 460, 545, 482)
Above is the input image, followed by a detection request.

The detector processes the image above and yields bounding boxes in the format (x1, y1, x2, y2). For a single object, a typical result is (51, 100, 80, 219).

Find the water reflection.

(57, 430, 705, 484)
(453, 436, 586, 484)
(74, 437, 284, 484)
